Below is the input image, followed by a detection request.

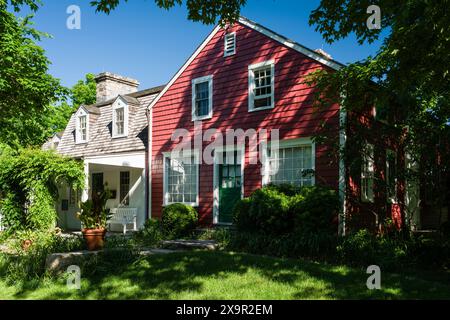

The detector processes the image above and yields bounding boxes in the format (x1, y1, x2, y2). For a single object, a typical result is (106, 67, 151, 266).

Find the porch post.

(82, 161, 89, 202)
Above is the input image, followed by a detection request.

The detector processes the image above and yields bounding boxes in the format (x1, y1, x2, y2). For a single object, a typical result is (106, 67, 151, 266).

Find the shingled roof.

(57, 85, 165, 158)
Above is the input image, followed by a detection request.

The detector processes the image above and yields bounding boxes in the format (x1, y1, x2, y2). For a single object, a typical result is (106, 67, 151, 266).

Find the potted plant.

(77, 189, 112, 251)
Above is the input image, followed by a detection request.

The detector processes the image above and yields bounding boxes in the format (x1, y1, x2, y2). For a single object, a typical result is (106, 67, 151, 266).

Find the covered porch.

(57, 152, 147, 233)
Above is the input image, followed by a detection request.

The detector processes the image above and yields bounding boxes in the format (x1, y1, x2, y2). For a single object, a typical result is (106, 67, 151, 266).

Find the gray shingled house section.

(57, 85, 165, 158)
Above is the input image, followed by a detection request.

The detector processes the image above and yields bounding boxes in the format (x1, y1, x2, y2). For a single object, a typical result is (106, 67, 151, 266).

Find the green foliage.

(78, 189, 112, 229)
(337, 230, 450, 270)
(0, 2, 65, 147)
(292, 186, 339, 235)
(71, 73, 97, 107)
(232, 198, 252, 232)
(247, 188, 292, 235)
(133, 218, 164, 247)
(161, 203, 198, 239)
(0, 146, 84, 233)
(0, 229, 84, 282)
(91, 0, 246, 25)
(234, 185, 338, 236)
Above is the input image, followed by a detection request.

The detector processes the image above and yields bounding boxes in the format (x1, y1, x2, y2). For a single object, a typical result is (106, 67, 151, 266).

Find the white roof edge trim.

(147, 25, 222, 111)
(238, 17, 342, 71)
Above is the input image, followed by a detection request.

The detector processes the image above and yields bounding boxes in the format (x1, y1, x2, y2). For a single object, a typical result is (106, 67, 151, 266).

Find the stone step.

(161, 239, 218, 251)
(45, 247, 180, 273)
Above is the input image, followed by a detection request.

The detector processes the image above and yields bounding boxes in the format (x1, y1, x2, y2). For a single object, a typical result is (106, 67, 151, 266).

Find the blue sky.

(24, 0, 386, 89)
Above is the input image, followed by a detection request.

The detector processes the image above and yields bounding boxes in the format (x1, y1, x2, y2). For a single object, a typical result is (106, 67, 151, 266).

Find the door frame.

(213, 144, 245, 225)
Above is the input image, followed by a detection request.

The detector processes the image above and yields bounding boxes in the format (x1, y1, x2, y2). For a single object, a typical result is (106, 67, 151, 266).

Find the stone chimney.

(94, 72, 140, 103)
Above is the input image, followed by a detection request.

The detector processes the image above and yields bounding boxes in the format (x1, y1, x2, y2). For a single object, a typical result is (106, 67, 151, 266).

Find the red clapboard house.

(147, 17, 441, 233)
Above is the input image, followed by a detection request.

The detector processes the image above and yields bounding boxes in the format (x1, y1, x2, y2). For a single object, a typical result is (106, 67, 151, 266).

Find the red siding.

(151, 23, 340, 224)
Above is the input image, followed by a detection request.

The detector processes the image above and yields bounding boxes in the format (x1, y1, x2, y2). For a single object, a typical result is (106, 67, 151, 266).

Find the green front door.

(218, 151, 242, 224)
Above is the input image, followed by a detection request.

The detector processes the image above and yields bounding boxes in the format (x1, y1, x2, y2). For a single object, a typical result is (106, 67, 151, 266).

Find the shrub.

(292, 186, 339, 235)
(265, 183, 301, 196)
(161, 203, 198, 239)
(247, 188, 292, 235)
(232, 198, 253, 232)
(0, 229, 84, 282)
(134, 218, 163, 247)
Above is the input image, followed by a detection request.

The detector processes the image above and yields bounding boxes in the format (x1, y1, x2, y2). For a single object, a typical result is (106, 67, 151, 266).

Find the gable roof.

(147, 16, 344, 112)
(57, 85, 164, 158)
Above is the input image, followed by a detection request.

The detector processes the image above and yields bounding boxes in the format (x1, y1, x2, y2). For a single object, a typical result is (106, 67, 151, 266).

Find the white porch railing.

(108, 207, 138, 235)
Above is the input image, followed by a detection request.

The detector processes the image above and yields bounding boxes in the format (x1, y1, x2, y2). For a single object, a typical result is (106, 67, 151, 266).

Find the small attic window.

(76, 109, 89, 144)
(224, 32, 236, 57)
(113, 98, 129, 138)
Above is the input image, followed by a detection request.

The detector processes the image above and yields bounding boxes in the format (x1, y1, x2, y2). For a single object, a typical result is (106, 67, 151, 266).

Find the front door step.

(161, 240, 218, 251)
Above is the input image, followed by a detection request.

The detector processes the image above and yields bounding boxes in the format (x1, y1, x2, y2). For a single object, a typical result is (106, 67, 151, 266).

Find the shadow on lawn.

(9, 251, 450, 300)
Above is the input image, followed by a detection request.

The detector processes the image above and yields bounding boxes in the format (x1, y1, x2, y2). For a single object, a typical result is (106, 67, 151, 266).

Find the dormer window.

(113, 98, 129, 138)
(76, 109, 89, 144)
(224, 32, 236, 57)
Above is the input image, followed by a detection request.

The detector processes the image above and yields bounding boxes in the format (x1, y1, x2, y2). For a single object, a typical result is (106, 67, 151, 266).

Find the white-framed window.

(263, 138, 315, 187)
(224, 32, 236, 57)
(386, 149, 397, 203)
(361, 144, 375, 202)
(113, 98, 128, 138)
(248, 60, 275, 112)
(163, 151, 199, 206)
(192, 75, 213, 121)
(76, 109, 88, 144)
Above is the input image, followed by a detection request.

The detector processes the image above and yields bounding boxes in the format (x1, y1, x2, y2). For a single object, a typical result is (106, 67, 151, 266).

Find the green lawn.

(1, 251, 449, 300)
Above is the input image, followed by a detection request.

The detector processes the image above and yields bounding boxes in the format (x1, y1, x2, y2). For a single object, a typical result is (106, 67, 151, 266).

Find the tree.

(0, 0, 65, 148)
(91, 0, 246, 25)
(306, 0, 450, 231)
(45, 73, 97, 137)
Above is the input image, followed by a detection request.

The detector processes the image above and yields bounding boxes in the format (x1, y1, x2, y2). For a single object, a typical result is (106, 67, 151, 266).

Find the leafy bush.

(292, 186, 339, 235)
(0, 147, 84, 233)
(336, 230, 450, 270)
(265, 183, 302, 196)
(161, 203, 198, 239)
(134, 218, 164, 247)
(0, 229, 84, 282)
(247, 188, 292, 235)
(232, 198, 253, 232)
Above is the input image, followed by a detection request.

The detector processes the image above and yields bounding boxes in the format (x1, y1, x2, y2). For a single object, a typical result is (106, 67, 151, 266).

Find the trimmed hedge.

(161, 203, 198, 239)
(233, 185, 339, 236)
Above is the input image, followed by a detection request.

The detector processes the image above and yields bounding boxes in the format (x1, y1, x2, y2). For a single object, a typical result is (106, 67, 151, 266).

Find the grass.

(0, 251, 449, 300)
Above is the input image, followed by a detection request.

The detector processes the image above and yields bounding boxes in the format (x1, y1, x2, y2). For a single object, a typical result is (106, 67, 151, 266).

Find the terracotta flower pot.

(82, 228, 107, 251)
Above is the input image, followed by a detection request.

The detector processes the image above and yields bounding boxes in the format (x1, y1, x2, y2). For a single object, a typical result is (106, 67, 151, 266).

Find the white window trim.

(224, 32, 236, 57)
(163, 150, 200, 207)
(112, 97, 129, 138)
(248, 60, 275, 112)
(192, 75, 213, 121)
(361, 144, 375, 203)
(75, 109, 89, 144)
(262, 137, 316, 186)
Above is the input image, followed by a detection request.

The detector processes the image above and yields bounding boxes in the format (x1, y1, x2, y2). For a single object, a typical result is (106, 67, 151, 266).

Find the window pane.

(195, 81, 210, 117)
(120, 171, 130, 206)
(166, 155, 198, 204)
(269, 145, 313, 187)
